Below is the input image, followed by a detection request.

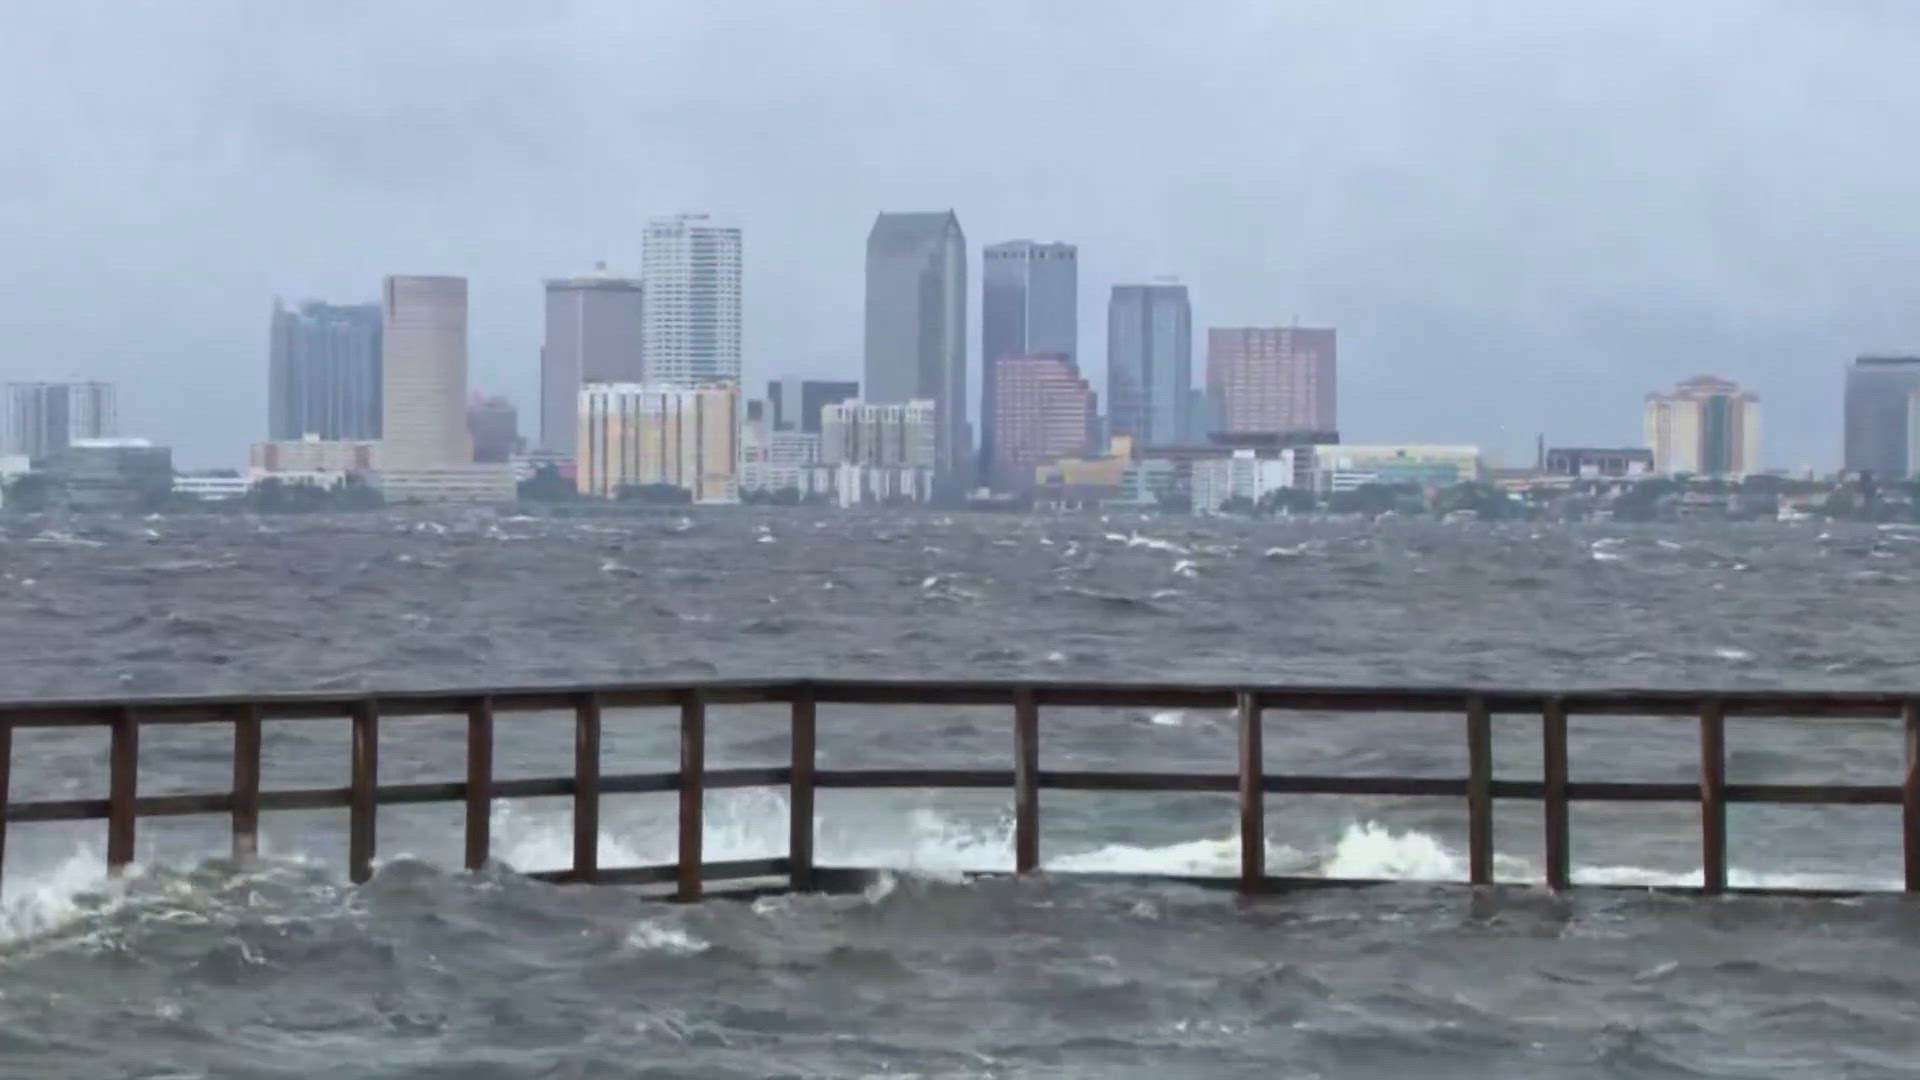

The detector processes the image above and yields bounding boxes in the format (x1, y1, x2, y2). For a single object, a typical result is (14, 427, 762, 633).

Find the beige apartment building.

(578, 382, 739, 502)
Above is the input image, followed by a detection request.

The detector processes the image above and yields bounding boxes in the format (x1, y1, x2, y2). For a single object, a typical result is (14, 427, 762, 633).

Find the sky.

(4, 1, 1920, 470)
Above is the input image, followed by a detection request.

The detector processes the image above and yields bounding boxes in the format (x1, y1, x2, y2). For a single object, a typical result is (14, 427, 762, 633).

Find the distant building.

(5, 381, 117, 461)
(467, 395, 519, 463)
(643, 214, 742, 387)
(821, 399, 937, 468)
(1843, 355, 1920, 478)
(1206, 326, 1336, 435)
(1193, 449, 1296, 513)
(740, 422, 822, 495)
(865, 211, 968, 486)
(0, 453, 31, 510)
(541, 267, 644, 456)
(981, 240, 1076, 482)
(45, 438, 172, 511)
(1312, 444, 1481, 493)
(990, 353, 1095, 492)
(1644, 376, 1760, 478)
(767, 377, 858, 434)
(268, 299, 382, 442)
(578, 382, 739, 503)
(1108, 283, 1192, 447)
(250, 437, 379, 485)
(173, 474, 251, 501)
(375, 276, 515, 500)
(1545, 447, 1653, 479)
(381, 275, 472, 469)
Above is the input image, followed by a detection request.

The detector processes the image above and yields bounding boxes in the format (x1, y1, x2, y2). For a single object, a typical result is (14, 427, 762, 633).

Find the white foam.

(625, 919, 710, 954)
(1148, 710, 1186, 728)
(0, 844, 133, 942)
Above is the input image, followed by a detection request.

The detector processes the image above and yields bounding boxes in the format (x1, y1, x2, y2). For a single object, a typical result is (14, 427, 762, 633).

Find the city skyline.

(9, 5, 1920, 471)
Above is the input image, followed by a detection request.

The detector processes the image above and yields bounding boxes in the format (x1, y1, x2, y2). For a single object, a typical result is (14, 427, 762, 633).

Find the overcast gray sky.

(4, 0, 1919, 469)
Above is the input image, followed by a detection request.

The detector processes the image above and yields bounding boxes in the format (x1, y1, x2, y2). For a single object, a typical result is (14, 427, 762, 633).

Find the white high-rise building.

(381, 275, 472, 469)
(4, 381, 117, 460)
(642, 214, 742, 386)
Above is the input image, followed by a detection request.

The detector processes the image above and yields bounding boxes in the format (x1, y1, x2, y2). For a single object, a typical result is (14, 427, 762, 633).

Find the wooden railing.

(1, 680, 1917, 898)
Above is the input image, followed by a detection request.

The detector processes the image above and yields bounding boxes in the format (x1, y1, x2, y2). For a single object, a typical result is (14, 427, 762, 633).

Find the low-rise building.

(1545, 446, 1653, 479)
(1311, 444, 1480, 493)
(46, 438, 173, 511)
(173, 474, 252, 501)
(373, 465, 517, 503)
(1192, 449, 1296, 513)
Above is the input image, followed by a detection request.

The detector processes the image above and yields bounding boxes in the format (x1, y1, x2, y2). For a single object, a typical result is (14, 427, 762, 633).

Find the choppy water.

(3, 510, 1920, 1078)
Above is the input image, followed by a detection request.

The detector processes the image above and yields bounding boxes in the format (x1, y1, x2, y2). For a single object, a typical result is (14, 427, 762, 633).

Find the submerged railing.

(0, 680, 1917, 898)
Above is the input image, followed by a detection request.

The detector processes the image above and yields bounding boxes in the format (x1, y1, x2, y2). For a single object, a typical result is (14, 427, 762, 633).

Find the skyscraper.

(1107, 283, 1191, 446)
(981, 240, 1076, 481)
(1206, 326, 1337, 436)
(864, 211, 968, 486)
(268, 300, 382, 442)
(4, 381, 117, 461)
(380, 275, 472, 469)
(1843, 355, 1920, 478)
(768, 376, 858, 434)
(541, 268, 644, 455)
(1644, 375, 1760, 477)
(990, 353, 1095, 491)
(642, 214, 742, 387)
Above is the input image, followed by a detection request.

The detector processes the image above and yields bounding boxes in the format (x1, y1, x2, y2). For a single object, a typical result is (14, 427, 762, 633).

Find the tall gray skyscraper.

(864, 211, 968, 486)
(981, 240, 1076, 481)
(4, 381, 117, 461)
(1844, 355, 1920, 478)
(1107, 283, 1192, 446)
(642, 214, 742, 386)
(268, 299, 382, 441)
(541, 268, 645, 456)
(381, 275, 471, 469)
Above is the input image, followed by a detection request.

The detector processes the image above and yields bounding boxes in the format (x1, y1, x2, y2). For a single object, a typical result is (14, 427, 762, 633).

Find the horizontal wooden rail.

(0, 679, 1914, 900)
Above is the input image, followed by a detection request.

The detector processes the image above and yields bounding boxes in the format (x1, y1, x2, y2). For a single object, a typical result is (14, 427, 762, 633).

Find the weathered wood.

(349, 701, 378, 884)
(1541, 698, 1570, 891)
(1905, 701, 1919, 894)
(107, 708, 138, 873)
(465, 698, 493, 872)
(789, 687, 816, 892)
(1237, 691, 1264, 893)
(677, 691, 705, 901)
(231, 705, 262, 864)
(526, 857, 790, 888)
(1014, 687, 1040, 874)
(0, 719, 11, 881)
(1699, 700, 1727, 895)
(573, 693, 601, 882)
(1466, 696, 1493, 886)
(815, 768, 1014, 789)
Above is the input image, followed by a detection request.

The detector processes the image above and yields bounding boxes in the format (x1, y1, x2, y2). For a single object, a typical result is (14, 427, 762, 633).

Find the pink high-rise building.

(1206, 326, 1337, 436)
(991, 353, 1095, 491)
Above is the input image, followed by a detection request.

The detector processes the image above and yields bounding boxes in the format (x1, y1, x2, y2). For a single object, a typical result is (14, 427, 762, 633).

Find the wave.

(4, 798, 1898, 947)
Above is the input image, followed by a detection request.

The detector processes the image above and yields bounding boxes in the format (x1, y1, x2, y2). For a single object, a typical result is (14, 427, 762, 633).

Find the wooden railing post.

(573, 693, 602, 883)
(1013, 687, 1039, 874)
(677, 690, 706, 901)
(1237, 691, 1264, 893)
(1466, 695, 1493, 886)
(789, 686, 816, 892)
(231, 704, 262, 864)
(108, 707, 138, 874)
(349, 700, 379, 884)
(1699, 700, 1727, 895)
(465, 697, 493, 872)
(1903, 700, 1919, 894)
(0, 717, 11, 884)
(1541, 697, 1570, 891)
